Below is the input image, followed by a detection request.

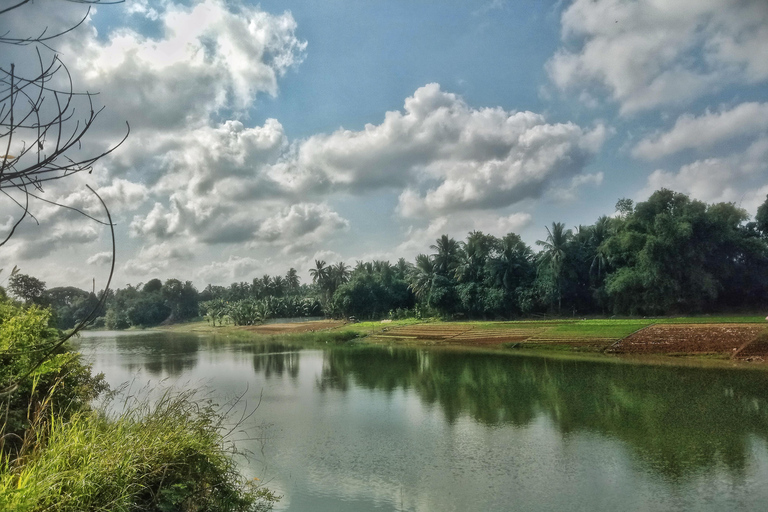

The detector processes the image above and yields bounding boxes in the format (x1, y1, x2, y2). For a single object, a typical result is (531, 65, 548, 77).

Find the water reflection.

(319, 347, 768, 479)
(252, 343, 301, 379)
(114, 333, 200, 377)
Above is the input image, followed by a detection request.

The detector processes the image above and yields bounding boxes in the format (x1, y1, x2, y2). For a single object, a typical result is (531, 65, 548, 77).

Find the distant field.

(160, 315, 768, 360)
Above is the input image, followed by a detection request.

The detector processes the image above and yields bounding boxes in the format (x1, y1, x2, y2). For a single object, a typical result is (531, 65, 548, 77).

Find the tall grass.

(0, 390, 277, 512)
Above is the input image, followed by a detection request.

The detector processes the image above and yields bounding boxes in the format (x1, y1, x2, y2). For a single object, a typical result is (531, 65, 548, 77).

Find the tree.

(309, 260, 328, 286)
(8, 273, 46, 305)
(536, 222, 572, 313)
(430, 235, 461, 276)
(409, 254, 435, 301)
(285, 268, 300, 293)
(756, 194, 768, 235)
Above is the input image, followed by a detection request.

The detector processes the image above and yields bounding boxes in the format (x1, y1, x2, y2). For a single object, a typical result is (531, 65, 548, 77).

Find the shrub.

(0, 391, 277, 512)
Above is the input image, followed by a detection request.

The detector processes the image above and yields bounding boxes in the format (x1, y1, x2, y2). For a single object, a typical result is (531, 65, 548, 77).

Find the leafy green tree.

(161, 279, 199, 321)
(756, 194, 768, 236)
(8, 273, 47, 305)
(142, 278, 163, 294)
(600, 189, 747, 314)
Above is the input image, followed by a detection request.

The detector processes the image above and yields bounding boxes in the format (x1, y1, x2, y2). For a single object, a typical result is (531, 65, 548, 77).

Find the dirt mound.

(612, 324, 764, 355)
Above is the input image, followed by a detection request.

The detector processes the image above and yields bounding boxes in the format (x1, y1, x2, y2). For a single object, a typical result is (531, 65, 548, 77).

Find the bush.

(0, 298, 277, 511)
(0, 391, 277, 512)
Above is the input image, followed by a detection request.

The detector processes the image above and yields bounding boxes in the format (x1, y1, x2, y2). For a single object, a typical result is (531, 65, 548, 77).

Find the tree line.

(5, 189, 768, 327)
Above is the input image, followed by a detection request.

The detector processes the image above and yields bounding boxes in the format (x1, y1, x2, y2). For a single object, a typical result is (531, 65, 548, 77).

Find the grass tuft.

(0, 390, 277, 512)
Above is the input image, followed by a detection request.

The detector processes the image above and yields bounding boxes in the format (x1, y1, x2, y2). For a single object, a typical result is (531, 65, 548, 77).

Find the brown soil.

(370, 325, 539, 346)
(240, 320, 347, 334)
(611, 324, 765, 357)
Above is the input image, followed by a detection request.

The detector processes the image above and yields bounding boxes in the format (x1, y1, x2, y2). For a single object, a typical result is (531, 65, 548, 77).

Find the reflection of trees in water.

(251, 343, 300, 379)
(115, 334, 199, 377)
(320, 347, 768, 479)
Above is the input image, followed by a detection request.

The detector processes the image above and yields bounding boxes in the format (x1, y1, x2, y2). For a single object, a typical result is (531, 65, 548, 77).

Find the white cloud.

(87, 252, 113, 266)
(7, 224, 99, 260)
(70, 0, 306, 134)
(196, 255, 261, 283)
(548, 0, 768, 113)
(396, 210, 533, 259)
(255, 203, 349, 245)
(123, 242, 194, 277)
(642, 136, 768, 212)
(550, 172, 604, 201)
(297, 83, 605, 217)
(633, 102, 768, 159)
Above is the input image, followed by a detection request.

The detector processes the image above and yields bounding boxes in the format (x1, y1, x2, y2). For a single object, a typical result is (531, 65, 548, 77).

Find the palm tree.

(536, 222, 572, 313)
(489, 233, 533, 292)
(271, 276, 285, 297)
(285, 268, 300, 293)
(409, 253, 435, 300)
(394, 257, 412, 280)
(455, 231, 495, 283)
(309, 260, 328, 285)
(260, 275, 273, 297)
(589, 216, 611, 280)
(329, 262, 351, 293)
(430, 235, 461, 276)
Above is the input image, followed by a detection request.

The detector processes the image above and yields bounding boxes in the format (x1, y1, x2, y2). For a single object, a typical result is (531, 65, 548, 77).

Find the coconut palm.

(285, 268, 300, 293)
(430, 235, 461, 276)
(329, 262, 351, 293)
(409, 253, 435, 300)
(309, 260, 328, 285)
(489, 233, 533, 292)
(536, 222, 572, 313)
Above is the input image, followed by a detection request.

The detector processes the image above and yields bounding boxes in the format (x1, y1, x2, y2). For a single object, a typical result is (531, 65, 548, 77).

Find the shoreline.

(156, 316, 768, 368)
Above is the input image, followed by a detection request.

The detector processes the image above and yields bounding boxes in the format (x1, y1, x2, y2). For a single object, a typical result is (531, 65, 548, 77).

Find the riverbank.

(158, 315, 768, 364)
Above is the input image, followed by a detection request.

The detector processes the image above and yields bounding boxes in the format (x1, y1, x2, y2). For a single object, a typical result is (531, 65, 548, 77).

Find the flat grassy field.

(159, 315, 768, 360)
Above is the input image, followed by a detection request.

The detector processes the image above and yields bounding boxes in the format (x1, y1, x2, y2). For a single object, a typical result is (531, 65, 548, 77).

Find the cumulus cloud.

(548, 0, 768, 113)
(255, 203, 349, 244)
(642, 136, 768, 212)
(296, 83, 604, 217)
(633, 102, 768, 159)
(123, 242, 194, 277)
(396, 210, 534, 259)
(196, 256, 261, 283)
(87, 252, 113, 266)
(69, 0, 306, 134)
(8, 224, 99, 260)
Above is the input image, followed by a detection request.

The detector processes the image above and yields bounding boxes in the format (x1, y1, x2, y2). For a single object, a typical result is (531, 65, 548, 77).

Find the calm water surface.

(76, 331, 768, 512)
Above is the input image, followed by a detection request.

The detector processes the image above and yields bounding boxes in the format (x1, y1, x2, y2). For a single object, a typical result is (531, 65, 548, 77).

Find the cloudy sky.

(2, 0, 767, 289)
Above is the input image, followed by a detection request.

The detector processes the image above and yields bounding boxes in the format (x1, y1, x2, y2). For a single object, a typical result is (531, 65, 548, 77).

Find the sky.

(1, 0, 768, 290)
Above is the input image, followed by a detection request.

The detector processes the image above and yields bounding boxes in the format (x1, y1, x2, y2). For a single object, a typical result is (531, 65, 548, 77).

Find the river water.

(75, 330, 768, 512)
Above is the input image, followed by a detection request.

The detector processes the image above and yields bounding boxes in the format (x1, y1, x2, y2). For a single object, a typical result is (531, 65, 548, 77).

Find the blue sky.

(2, 0, 767, 289)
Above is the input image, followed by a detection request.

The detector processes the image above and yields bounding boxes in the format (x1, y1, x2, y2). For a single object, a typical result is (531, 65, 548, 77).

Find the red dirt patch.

(612, 324, 764, 355)
(240, 320, 347, 334)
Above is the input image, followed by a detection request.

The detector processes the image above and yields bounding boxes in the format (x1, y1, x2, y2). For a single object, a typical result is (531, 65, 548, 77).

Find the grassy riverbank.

(159, 315, 768, 363)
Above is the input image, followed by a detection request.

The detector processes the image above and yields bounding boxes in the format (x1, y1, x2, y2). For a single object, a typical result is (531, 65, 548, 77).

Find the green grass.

(0, 391, 277, 512)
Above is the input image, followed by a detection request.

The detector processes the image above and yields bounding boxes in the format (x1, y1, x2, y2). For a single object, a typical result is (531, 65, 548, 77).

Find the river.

(75, 330, 768, 512)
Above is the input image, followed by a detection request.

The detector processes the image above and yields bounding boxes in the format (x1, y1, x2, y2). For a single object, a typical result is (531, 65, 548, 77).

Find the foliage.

(0, 300, 107, 458)
(0, 391, 277, 512)
(7, 275, 47, 306)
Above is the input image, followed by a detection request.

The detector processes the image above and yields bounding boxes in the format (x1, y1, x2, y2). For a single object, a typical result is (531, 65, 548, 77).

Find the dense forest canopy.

(6, 189, 768, 327)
